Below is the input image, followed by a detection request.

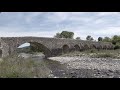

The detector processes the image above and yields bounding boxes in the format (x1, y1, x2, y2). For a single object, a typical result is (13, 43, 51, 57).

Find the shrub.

(114, 45, 120, 50)
(90, 49, 98, 53)
(91, 53, 114, 58)
(0, 54, 51, 78)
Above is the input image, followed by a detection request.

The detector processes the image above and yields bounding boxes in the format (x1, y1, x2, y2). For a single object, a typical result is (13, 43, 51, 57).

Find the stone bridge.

(0, 37, 114, 58)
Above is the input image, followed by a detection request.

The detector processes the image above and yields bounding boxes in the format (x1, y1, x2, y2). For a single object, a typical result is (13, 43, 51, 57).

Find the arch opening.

(91, 44, 97, 49)
(84, 44, 89, 50)
(17, 43, 31, 53)
(62, 45, 69, 53)
(98, 45, 102, 50)
(18, 43, 30, 48)
(79, 43, 84, 51)
(17, 42, 52, 58)
(103, 45, 107, 50)
(74, 45, 80, 51)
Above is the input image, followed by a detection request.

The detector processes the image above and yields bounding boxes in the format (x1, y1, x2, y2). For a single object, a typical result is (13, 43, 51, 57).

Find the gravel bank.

(49, 56, 120, 78)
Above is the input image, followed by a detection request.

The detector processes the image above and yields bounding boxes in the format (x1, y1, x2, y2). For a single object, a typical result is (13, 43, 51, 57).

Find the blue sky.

(0, 12, 120, 40)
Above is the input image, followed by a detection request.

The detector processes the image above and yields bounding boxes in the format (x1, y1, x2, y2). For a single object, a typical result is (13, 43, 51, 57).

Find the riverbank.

(48, 50, 120, 78)
(1, 50, 120, 78)
(49, 56, 120, 70)
(49, 56, 120, 78)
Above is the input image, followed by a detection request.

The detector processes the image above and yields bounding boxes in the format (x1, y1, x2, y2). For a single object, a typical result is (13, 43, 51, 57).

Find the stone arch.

(74, 44, 81, 51)
(109, 44, 114, 50)
(100, 44, 104, 49)
(93, 44, 101, 49)
(79, 43, 84, 51)
(62, 44, 69, 53)
(16, 42, 52, 58)
(84, 43, 90, 50)
(99, 44, 103, 49)
(103, 45, 107, 50)
(90, 44, 95, 49)
(105, 45, 109, 50)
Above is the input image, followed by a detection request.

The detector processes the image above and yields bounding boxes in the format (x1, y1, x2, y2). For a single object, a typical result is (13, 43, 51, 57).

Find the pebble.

(48, 55, 120, 78)
(49, 74, 54, 77)
(54, 76, 59, 78)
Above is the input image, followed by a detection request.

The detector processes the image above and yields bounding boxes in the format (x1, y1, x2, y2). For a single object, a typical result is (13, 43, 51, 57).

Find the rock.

(108, 70, 113, 73)
(49, 55, 120, 78)
(49, 74, 54, 77)
(54, 76, 59, 78)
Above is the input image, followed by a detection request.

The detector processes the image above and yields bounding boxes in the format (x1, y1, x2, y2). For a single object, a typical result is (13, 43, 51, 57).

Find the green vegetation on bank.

(0, 54, 51, 78)
(60, 49, 120, 59)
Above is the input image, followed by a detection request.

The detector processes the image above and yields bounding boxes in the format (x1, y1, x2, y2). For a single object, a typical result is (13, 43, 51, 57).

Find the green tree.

(112, 35, 120, 45)
(86, 35, 94, 41)
(103, 37, 111, 42)
(60, 31, 74, 39)
(98, 37, 103, 41)
(76, 37, 81, 40)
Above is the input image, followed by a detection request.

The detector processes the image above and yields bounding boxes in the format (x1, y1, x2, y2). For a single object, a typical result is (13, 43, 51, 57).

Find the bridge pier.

(1, 44, 9, 57)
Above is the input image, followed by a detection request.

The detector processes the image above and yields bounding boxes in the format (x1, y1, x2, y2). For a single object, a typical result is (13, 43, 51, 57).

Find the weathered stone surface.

(0, 37, 114, 58)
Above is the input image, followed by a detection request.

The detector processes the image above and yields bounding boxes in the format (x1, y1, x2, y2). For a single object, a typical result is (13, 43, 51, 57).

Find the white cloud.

(97, 12, 120, 16)
(1, 12, 120, 41)
(93, 26, 120, 38)
(0, 31, 58, 37)
(46, 12, 91, 23)
(69, 16, 92, 22)
(25, 12, 43, 23)
(47, 12, 69, 23)
(0, 27, 24, 32)
(94, 19, 104, 24)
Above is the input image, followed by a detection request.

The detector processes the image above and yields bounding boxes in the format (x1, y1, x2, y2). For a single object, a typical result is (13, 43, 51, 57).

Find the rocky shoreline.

(48, 56, 120, 78)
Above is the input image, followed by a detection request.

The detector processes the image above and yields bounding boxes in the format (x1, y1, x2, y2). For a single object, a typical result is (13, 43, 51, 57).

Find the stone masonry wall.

(0, 37, 114, 58)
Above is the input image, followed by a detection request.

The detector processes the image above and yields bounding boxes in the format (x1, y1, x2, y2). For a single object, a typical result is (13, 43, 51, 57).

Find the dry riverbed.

(1, 51, 120, 78)
(49, 56, 120, 78)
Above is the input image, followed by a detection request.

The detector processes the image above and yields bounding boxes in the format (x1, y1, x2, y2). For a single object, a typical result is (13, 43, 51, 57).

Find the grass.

(89, 49, 120, 59)
(90, 53, 115, 58)
(0, 54, 52, 78)
(60, 49, 120, 59)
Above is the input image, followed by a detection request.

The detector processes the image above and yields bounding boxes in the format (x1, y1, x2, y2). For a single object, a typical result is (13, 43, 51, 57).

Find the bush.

(114, 45, 120, 50)
(90, 49, 98, 53)
(112, 40, 116, 45)
(91, 53, 115, 58)
(0, 54, 51, 78)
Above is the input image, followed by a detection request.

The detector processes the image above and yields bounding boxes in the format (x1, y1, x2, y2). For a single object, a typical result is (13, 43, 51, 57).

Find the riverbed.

(49, 56, 120, 78)
(10, 53, 120, 78)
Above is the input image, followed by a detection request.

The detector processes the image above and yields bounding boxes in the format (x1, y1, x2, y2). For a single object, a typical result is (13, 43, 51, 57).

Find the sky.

(0, 12, 120, 40)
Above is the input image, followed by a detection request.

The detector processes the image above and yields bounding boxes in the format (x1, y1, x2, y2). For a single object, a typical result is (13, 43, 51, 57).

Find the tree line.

(54, 31, 107, 41)
(54, 31, 93, 40)
(98, 35, 120, 49)
(54, 31, 120, 49)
